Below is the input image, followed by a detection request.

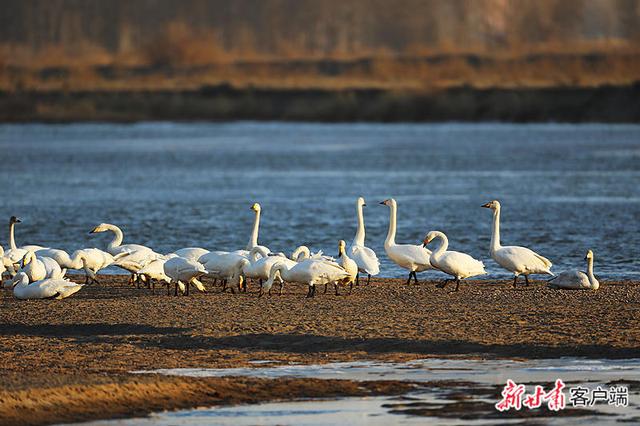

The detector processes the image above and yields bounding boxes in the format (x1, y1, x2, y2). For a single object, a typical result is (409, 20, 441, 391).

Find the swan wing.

(496, 246, 553, 275)
(388, 244, 432, 270)
(547, 270, 589, 289)
(434, 251, 486, 279)
(350, 245, 380, 275)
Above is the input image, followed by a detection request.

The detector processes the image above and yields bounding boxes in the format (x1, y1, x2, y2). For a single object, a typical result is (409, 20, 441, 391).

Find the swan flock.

(1, 198, 601, 299)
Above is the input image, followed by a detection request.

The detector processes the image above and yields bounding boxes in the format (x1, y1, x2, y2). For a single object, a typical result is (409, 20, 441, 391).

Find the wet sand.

(1, 275, 638, 424)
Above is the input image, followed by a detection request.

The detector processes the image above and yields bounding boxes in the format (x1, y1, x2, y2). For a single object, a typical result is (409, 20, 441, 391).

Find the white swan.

(422, 231, 486, 291)
(481, 200, 553, 287)
(163, 256, 208, 296)
(172, 247, 210, 262)
(0, 245, 6, 278)
(548, 250, 599, 290)
(348, 197, 380, 285)
(264, 257, 350, 298)
(19, 251, 66, 282)
(3, 216, 47, 274)
(11, 272, 83, 300)
(246, 203, 271, 253)
(198, 251, 248, 293)
(335, 239, 358, 294)
(380, 198, 433, 284)
(34, 248, 77, 269)
(90, 223, 161, 283)
(72, 248, 124, 284)
(137, 254, 176, 287)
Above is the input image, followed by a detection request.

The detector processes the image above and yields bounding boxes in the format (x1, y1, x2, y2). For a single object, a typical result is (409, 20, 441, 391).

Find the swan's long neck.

(385, 202, 397, 247)
(105, 225, 124, 251)
(353, 203, 366, 246)
(586, 256, 597, 287)
(489, 208, 502, 254)
(431, 232, 449, 261)
(9, 222, 17, 250)
(291, 246, 310, 261)
(266, 262, 286, 286)
(249, 246, 269, 263)
(247, 209, 260, 249)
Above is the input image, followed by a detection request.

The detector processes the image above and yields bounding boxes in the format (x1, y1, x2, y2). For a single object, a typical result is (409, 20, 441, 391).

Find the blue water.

(1, 122, 639, 279)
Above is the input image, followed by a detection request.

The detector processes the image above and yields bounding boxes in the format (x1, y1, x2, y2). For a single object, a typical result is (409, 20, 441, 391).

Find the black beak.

(363, 203, 367, 207)
(422, 243, 427, 247)
(584, 256, 588, 261)
(481, 203, 491, 208)
(89, 229, 95, 234)
(379, 201, 385, 205)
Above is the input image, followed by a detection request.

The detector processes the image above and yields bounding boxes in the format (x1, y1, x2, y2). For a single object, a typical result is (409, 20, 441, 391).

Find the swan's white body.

(482, 200, 553, 286)
(20, 251, 66, 282)
(423, 231, 486, 291)
(380, 199, 432, 283)
(34, 248, 76, 269)
(264, 257, 349, 298)
(337, 240, 358, 289)
(549, 250, 599, 290)
(90, 223, 160, 279)
(0, 246, 5, 277)
(198, 251, 248, 289)
(163, 256, 207, 294)
(172, 247, 210, 262)
(242, 246, 290, 281)
(349, 197, 380, 282)
(12, 272, 83, 300)
(137, 254, 177, 283)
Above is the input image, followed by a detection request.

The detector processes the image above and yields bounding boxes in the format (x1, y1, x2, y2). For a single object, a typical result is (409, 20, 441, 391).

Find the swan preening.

(2, 198, 608, 300)
(548, 250, 599, 290)
(481, 200, 553, 287)
(423, 231, 486, 291)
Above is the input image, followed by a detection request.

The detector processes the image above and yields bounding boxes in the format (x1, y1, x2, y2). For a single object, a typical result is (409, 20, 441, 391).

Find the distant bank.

(1, 83, 639, 123)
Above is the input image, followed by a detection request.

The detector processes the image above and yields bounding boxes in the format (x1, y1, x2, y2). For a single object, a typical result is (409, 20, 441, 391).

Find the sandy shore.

(1, 275, 639, 424)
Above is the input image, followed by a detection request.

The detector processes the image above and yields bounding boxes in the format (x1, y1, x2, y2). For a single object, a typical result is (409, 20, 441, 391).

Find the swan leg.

(436, 279, 451, 289)
(366, 274, 371, 286)
(151, 279, 155, 295)
(512, 275, 519, 288)
(334, 283, 339, 296)
(349, 281, 353, 294)
(356, 273, 360, 286)
(324, 283, 328, 294)
(524, 275, 530, 286)
(174, 281, 179, 296)
(186, 280, 190, 296)
(405, 272, 413, 285)
(452, 279, 460, 292)
(279, 281, 284, 295)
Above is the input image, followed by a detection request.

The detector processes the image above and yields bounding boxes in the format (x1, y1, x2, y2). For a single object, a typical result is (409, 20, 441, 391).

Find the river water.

(1, 122, 638, 279)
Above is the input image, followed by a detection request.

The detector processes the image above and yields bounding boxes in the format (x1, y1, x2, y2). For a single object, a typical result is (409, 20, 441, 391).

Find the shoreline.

(2, 84, 640, 123)
(1, 275, 638, 424)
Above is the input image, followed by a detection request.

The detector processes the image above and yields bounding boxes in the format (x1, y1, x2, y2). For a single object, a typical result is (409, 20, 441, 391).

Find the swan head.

(357, 197, 366, 207)
(338, 240, 347, 257)
(250, 203, 261, 212)
(481, 200, 501, 210)
(379, 198, 395, 207)
(422, 231, 438, 247)
(89, 223, 110, 234)
(584, 250, 594, 261)
(9, 216, 21, 225)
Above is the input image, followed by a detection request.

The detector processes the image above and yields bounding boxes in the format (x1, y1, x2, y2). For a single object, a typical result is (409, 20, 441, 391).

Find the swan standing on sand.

(263, 254, 350, 298)
(90, 223, 160, 283)
(380, 199, 433, 284)
(335, 240, 358, 294)
(11, 272, 83, 300)
(19, 251, 66, 282)
(548, 250, 599, 290)
(163, 256, 208, 296)
(422, 231, 486, 292)
(198, 251, 249, 293)
(349, 197, 380, 285)
(481, 200, 553, 287)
